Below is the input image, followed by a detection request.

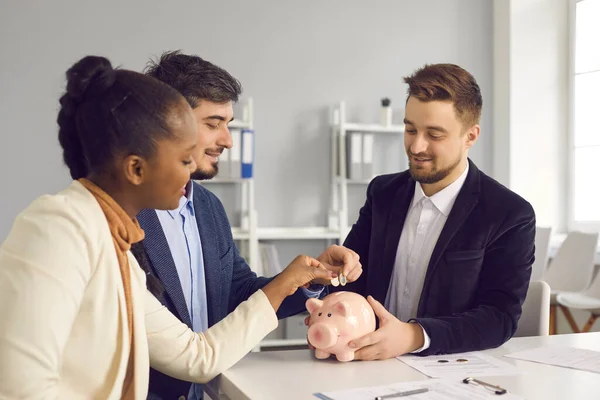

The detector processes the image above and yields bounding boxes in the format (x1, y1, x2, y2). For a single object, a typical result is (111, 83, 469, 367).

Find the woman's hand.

(262, 255, 333, 312)
(278, 255, 334, 294)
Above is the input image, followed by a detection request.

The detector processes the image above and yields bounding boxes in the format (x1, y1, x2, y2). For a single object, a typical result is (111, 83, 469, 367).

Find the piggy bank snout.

(307, 323, 338, 349)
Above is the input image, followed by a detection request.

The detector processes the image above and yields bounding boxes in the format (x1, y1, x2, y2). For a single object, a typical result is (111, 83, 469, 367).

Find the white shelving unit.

(199, 98, 342, 267)
(260, 338, 308, 348)
(343, 122, 406, 133)
(257, 227, 340, 240)
(330, 101, 405, 239)
(259, 101, 406, 351)
(198, 98, 259, 271)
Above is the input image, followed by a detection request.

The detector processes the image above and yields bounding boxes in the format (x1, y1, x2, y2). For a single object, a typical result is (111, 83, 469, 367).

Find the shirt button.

(410, 257, 417, 264)
(404, 288, 409, 295)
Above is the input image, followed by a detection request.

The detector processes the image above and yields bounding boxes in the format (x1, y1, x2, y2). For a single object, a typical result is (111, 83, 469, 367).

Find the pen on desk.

(463, 377, 507, 395)
(374, 388, 429, 400)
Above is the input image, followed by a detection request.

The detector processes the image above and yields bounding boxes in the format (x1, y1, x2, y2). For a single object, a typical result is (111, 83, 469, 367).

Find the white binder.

(362, 133, 374, 180)
(347, 132, 362, 180)
(230, 129, 242, 179)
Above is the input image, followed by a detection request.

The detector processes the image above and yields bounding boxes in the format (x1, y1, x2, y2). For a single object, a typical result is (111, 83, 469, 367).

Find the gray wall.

(0, 0, 493, 262)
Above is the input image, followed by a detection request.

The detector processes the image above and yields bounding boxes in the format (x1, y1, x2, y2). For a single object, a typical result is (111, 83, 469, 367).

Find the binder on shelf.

(230, 129, 242, 179)
(218, 147, 231, 179)
(259, 243, 283, 277)
(346, 132, 362, 180)
(241, 128, 254, 178)
(252, 242, 264, 276)
(362, 133, 374, 181)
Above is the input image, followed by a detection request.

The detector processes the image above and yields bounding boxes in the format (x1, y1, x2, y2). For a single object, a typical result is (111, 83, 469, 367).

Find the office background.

(0, 0, 493, 241)
(0, 0, 591, 335)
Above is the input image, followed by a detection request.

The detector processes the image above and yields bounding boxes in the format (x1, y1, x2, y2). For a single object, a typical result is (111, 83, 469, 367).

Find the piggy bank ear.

(333, 301, 351, 317)
(306, 298, 323, 314)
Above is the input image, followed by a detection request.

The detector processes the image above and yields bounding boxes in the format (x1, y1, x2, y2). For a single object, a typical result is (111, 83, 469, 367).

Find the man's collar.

(166, 181, 195, 218)
(412, 163, 469, 216)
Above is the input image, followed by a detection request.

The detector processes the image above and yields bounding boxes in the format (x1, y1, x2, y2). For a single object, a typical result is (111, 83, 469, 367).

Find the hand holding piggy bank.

(305, 292, 376, 362)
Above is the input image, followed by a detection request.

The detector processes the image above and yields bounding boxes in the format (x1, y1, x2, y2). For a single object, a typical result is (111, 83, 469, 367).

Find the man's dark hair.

(145, 50, 242, 107)
(404, 63, 483, 127)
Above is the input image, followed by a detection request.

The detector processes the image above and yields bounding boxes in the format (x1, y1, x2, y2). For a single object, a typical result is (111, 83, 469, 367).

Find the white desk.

(206, 332, 600, 400)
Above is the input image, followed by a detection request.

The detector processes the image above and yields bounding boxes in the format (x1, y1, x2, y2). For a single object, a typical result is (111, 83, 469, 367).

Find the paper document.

(398, 352, 521, 378)
(313, 379, 524, 400)
(505, 346, 600, 374)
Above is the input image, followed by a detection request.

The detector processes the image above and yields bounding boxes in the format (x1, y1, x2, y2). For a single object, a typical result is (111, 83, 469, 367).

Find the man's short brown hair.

(403, 63, 482, 127)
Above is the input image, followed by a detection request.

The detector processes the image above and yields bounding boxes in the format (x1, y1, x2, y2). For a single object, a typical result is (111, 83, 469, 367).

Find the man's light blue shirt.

(156, 183, 207, 399)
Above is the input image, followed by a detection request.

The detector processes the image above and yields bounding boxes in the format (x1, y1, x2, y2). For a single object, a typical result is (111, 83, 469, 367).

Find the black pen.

(374, 388, 429, 400)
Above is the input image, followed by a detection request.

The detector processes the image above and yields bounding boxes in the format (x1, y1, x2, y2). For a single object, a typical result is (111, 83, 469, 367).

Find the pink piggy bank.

(306, 291, 376, 362)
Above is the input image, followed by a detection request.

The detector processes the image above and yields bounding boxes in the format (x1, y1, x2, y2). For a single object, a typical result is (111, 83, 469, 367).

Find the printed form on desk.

(313, 379, 524, 400)
(505, 346, 600, 374)
(398, 352, 521, 378)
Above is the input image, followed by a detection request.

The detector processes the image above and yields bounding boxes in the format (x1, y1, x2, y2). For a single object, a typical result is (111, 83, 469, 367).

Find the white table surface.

(206, 332, 600, 400)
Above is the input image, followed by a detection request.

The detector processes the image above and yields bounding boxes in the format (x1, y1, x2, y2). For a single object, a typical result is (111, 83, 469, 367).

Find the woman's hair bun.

(65, 56, 116, 106)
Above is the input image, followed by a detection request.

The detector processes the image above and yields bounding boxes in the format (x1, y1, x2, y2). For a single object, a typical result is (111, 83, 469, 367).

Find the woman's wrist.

(262, 276, 293, 312)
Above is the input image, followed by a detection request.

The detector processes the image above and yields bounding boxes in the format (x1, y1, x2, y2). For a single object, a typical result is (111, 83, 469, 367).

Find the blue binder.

(241, 128, 254, 178)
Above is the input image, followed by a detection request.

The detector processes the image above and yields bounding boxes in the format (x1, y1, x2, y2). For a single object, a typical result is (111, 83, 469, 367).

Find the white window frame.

(568, 0, 600, 233)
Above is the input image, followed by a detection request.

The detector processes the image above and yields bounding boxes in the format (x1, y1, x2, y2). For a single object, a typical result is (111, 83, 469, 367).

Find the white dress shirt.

(385, 163, 469, 351)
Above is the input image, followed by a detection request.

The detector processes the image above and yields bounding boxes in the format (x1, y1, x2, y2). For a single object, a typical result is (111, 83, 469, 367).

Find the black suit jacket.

(341, 159, 535, 355)
(136, 182, 309, 399)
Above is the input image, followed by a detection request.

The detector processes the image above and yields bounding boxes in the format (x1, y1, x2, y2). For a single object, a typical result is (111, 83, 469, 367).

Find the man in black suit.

(340, 63, 535, 359)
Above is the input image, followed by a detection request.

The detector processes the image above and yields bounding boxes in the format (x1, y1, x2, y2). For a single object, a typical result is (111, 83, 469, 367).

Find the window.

(570, 0, 600, 231)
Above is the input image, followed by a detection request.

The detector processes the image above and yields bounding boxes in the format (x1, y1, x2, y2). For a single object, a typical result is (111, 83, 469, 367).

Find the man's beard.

(408, 153, 462, 184)
(191, 164, 218, 181)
